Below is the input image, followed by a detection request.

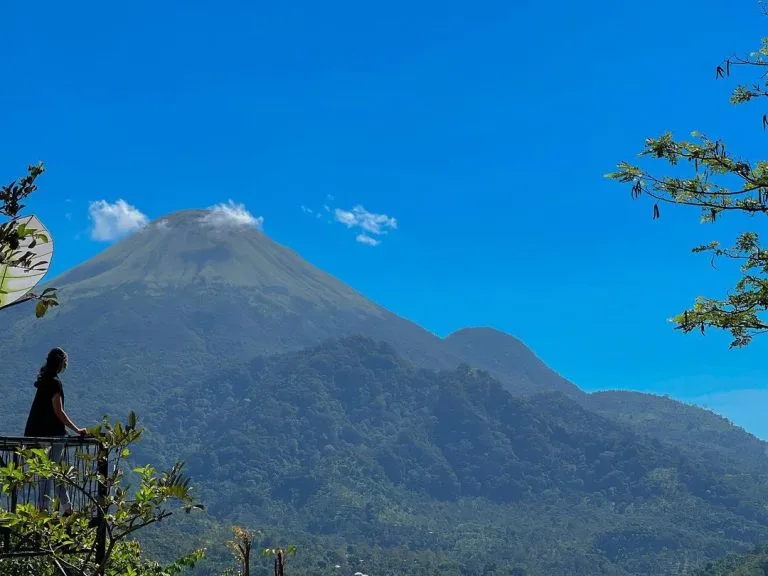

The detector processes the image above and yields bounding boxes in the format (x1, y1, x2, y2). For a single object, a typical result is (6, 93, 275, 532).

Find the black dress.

(24, 374, 66, 437)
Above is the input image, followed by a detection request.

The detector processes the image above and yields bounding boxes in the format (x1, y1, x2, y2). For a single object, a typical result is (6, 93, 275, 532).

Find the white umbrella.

(0, 215, 54, 310)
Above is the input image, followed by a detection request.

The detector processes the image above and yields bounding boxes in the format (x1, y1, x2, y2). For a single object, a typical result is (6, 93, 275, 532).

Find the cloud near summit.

(88, 199, 149, 242)
(201, 200, 264, 229)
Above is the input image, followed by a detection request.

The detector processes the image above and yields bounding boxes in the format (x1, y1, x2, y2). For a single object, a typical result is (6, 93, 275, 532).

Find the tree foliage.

(261, 545, 296, 576)
(607, 13, 768, 347)
(0, 413, 204, 575)
(221, 526, 259, 576)
(692, 544, 768, 575)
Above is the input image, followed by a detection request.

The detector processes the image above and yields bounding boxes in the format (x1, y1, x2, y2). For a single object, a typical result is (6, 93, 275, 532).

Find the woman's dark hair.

(38, 347, 68, 379)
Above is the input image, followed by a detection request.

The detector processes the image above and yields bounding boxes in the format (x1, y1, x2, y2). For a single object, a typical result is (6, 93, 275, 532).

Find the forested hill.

(692, 545, 768, 575)
(0, 210, 766, 573)
(136, 336, 768, 575)
(583, 390, 768, 475)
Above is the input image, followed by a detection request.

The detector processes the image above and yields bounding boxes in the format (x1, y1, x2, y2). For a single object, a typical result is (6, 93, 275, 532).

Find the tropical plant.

(221, 526, 259, 576)
(262, 545, 296, 576)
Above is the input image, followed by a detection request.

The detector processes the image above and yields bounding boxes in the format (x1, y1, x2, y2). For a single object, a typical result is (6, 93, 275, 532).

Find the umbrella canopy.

(0, 215, 54, 310)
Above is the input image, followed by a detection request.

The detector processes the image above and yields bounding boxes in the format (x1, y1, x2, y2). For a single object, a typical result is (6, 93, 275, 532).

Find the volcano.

(0, 209, 577, 432)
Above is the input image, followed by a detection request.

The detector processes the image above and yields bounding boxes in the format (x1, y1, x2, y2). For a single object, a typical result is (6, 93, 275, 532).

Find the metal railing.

(0, 436, 108, 559)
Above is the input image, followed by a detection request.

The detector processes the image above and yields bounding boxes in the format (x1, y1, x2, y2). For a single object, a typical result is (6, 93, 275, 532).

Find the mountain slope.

(692, 545, 768, 575)
(39, 209, 449, 367)
(147, 337, 768, 575)
(0, 209, 580, 437)
(582, 390, 768, 475)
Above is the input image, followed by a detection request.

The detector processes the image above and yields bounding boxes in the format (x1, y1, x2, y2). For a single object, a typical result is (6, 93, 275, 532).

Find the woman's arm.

(52, 393, 85, 435)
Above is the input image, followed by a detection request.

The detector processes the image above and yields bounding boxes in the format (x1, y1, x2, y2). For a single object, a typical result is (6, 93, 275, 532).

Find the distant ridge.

(582, 389, 768, 474)
(445, 327, 582, 397)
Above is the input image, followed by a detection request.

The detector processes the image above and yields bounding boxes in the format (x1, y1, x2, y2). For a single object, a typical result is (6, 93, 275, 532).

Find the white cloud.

(88, 199, 149, 242)
(300, 205, 322, 219)
(155, 219, 171, 230)
(334, 208, 357, 227)
(302, 200, 396, 245)
(202, 200, 263, 229)
(356, 234, 380, 246)
(334, 205, 397, 235)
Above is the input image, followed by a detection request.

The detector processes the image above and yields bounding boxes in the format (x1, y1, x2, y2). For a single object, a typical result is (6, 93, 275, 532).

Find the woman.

(23, 347, 87, 515)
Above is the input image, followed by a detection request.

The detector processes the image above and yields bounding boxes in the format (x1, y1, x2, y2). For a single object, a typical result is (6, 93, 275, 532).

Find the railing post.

(8, 452, 18, 516)
(4, 452, 19, 553)
(95, 444, 108, 568)
(0, 451, 19, 554)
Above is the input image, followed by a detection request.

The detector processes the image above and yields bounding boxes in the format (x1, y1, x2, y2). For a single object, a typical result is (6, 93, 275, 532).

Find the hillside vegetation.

(1, 211, 767, 574)
(133, 337, 768, 575)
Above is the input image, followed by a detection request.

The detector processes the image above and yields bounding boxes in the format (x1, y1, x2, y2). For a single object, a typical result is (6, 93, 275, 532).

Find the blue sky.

(4, 1, 768, 436)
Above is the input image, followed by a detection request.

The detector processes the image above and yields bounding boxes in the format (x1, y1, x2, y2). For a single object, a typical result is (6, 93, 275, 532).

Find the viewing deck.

(0, 435, 107, 559)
